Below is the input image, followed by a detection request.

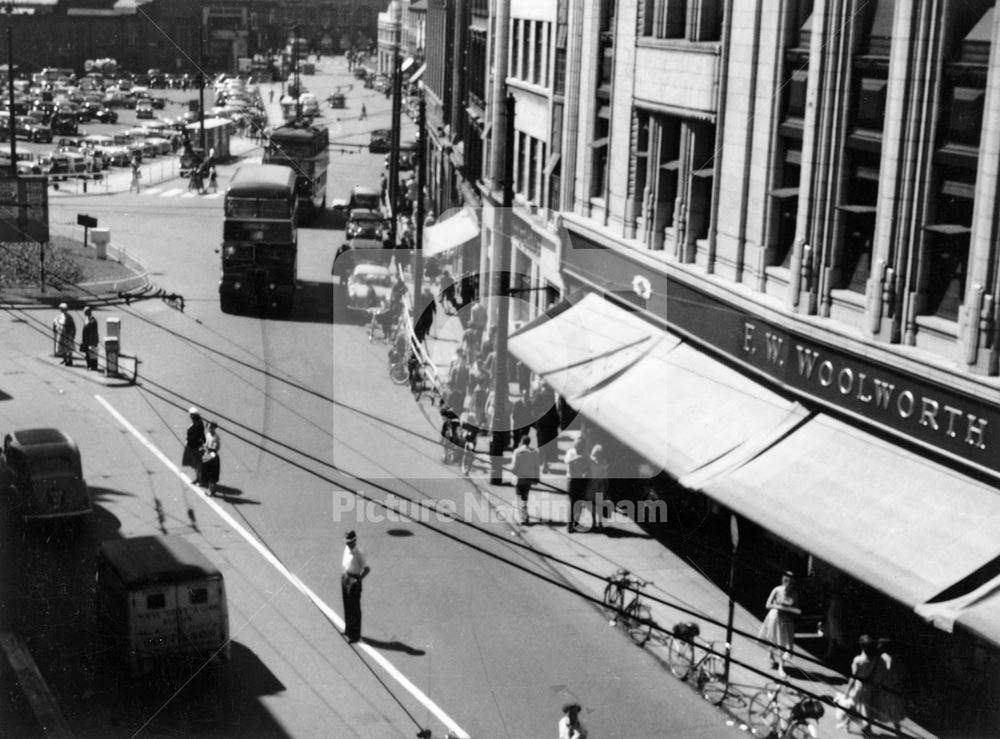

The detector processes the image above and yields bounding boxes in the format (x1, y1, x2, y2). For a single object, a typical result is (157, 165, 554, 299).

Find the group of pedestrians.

(182, 407, 223, 496)
(188, 161, 218, 194)
(839, 635, 908, 736)
(53, 303, 100, 370)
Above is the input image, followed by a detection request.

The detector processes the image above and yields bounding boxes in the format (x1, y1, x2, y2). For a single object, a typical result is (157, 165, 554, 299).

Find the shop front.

(507, 214, 1000, 731)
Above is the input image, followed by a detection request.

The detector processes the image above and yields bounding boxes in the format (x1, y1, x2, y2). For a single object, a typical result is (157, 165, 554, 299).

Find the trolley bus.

(220, 164, 298, 314)
(263, 120, 328, 224)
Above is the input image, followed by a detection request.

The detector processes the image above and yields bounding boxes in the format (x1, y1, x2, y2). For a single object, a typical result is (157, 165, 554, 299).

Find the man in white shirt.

(341, 530, 371, 643)
(558, 703, 587, 739)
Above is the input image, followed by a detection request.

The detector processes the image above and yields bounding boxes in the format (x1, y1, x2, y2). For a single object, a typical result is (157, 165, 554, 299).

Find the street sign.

(77, 214, 97, 228)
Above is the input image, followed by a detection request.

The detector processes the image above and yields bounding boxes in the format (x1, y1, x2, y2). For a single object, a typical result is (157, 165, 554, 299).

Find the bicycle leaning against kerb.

(746, 680, 824, 738)
(602, 569, 653, 646)
(664, 620, 730, 705)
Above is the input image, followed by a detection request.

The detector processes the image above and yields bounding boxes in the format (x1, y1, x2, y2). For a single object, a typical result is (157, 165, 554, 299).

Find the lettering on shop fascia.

(741, 321, 990, 453)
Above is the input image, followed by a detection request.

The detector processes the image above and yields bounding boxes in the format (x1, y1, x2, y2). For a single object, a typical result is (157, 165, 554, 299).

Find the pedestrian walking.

(53, 302, 76, 366)
(564, 437, 589, 533)
(208, 164, 218, 193)
(587, 444, 609, 531)
(413, 288, 436, 344)
(872, 638, 907, 736)
(182, 407, 206, 485)
(341, 530, 371, 643)
(200, 421, 221, 496)
(80, 306, 99, 370)
(510, 436, 540, 524)
(759, 570, 800, 677)
(129, 161, 141, 193)
(534, 387, 562, 471)
(837, 634, 877, 734)
(359, 103, 367, 120)
(558, 703, 588, 739)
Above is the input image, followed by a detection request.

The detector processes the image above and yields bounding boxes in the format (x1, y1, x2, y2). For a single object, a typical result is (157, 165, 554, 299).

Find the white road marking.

(94, 395, 470, 739)
(143, 187, 163, 196)
(180, 191, 198, 198)
(159, 188, 184, 198)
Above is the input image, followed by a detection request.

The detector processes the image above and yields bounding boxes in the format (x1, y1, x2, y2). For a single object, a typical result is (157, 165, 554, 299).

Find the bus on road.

(220, 164, 298, 314)
(263, 120, 328, 224)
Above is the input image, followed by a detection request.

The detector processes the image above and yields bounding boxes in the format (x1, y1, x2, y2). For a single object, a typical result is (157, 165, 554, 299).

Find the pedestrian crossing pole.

(488, 94, 516, 485)
(413, 91, 426, 316)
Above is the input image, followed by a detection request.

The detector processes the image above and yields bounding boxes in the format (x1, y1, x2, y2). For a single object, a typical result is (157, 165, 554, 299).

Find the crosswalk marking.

(159, 188, 184, 198)
(137, 187, 221, 200)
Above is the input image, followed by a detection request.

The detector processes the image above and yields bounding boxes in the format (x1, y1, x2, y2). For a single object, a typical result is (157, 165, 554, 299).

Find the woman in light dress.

(759, 570, 799, 676)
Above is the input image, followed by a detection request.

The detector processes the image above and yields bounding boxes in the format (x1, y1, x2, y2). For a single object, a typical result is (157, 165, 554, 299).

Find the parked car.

(15, 115, 52, 142)
(0, 428, 91, 522)
(369, 128, 391, 153)
(348, 185, 381, 212)
(327, 92, 346, 109)
(50, 112, 79, 136)
(135, 99, 154, 118)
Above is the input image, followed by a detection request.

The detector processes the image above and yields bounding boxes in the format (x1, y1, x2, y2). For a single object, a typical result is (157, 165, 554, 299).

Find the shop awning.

(698, 412, 1000, 644)
(572, 337, 807, 476)
(423, 208, 479, 258)
(508, 294, 659, 400)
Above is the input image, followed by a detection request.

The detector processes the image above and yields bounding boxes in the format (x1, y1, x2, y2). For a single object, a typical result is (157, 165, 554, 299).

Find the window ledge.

(829, 288, 866, 308)
(636, 37, 721, 54)
(914, 314, 959, 338)
(506, 77, 552, 97)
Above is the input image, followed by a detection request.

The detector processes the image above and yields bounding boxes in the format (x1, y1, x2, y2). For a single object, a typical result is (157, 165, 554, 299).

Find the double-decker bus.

(263, 120, 328, 224)
(220, 164, 298, 314)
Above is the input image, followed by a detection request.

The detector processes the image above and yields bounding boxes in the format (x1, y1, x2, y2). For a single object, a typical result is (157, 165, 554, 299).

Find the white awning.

(423, 208, 479, 258)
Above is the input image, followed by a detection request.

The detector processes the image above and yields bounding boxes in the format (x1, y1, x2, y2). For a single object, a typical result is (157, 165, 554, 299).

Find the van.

(96, 535, 230, 677)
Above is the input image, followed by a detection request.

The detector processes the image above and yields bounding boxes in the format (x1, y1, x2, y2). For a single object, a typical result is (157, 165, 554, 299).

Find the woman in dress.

(182, 407, 205, 483)
(759, 570, 799, 676)
(587, 444, 609, 532)
(201, 421, 221, 496)
(840, 634, 877, 733)
(872, 638, 907, 736)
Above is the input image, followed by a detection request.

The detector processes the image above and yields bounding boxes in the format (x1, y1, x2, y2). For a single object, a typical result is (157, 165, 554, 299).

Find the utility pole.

(293, 26, 301, 120)
(488, 95, 516, 484)
(388, 51, 402, 246)
(198, 24, 206, 154)
(413, 91, 426, 317)
(6, 5, 16, 172)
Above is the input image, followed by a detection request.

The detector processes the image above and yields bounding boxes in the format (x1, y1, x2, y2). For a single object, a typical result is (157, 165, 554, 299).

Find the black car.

(346, 209, 385, 242)
(369, 128, 391, 154)
(92, 106, 118, 123)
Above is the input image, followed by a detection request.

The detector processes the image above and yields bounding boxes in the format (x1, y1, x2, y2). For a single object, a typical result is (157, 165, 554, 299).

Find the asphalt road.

(0, 57, 743, 738)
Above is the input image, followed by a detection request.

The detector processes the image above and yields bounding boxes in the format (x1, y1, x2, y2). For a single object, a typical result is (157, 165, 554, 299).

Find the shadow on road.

(361, 637, 426, 656)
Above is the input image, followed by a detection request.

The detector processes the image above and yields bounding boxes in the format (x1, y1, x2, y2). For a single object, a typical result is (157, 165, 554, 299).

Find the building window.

(535, 22, 547, 86)
(642, 0, 685, 39)
(510, 19, 520, 78)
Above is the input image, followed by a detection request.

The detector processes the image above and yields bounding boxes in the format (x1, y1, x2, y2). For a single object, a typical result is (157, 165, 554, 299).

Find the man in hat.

(53, 303, 76, 366)
(558, 703, 587, 739)
(183, 407, 206, 484)
(341, 530, 370, 643)
(80, 306, 99, 370)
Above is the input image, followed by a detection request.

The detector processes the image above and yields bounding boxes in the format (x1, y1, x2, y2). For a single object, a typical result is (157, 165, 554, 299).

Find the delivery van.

(96, 535, 230, 677)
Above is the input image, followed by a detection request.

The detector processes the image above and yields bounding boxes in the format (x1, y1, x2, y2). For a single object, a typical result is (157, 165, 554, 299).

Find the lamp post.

(198, 24, 206, 154)
(5, 3, 16, 173)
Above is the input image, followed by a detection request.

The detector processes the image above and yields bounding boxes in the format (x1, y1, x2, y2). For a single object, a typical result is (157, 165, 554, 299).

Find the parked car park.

(135, 99, 154, 118)
(369, 128, 391, 153)
(0, 428, 91, 523)
(15, 115, 52, 142)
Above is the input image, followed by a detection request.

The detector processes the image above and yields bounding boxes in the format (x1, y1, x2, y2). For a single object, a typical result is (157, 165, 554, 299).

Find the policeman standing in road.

(341, 530, 371, 643)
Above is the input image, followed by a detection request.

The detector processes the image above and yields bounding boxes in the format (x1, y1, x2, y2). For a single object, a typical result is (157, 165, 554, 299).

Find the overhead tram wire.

(2, 291, 920, 739)
(0, 255, 799, 664)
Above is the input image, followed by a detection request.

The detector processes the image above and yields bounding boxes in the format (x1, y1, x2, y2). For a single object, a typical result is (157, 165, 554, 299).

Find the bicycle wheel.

(389, 358, 409, 384)
(746, 689, 782, 736)
(624, 602, 652, 646)
(667, 636, 694, 680)
(697, 652, 728, 706)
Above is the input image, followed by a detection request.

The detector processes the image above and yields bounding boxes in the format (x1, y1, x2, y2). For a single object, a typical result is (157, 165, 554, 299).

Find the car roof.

(351, 262, 391, 273)
(7, 428, 78, 457)
(349, 209, 380, 219)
